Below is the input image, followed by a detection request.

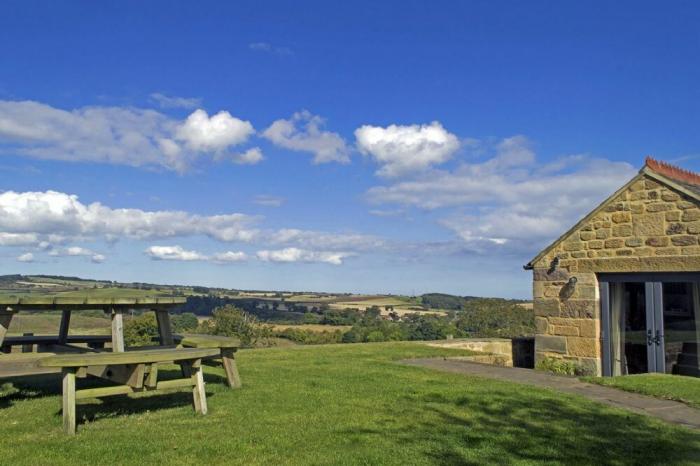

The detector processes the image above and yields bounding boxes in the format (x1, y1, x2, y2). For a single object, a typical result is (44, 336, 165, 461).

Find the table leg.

(155, 310, 174, 346)
(58, 310, 71, 344)
(62, 368, 77, 435)
(111, 309, 125, 352)
(0, 312, 13, 349)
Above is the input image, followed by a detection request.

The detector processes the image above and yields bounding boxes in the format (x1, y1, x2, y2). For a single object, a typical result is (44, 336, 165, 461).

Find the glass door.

(600, 274, 700, 377)
(660, 282, 700, 377)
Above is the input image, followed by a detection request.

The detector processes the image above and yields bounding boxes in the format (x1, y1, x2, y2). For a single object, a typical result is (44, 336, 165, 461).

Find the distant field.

(328, 296, 448, 316)
(6, 312, 111, 336)
(285, 294, 342, 303)
(271, 324, 352, 333)
(56, 287, 171, 298)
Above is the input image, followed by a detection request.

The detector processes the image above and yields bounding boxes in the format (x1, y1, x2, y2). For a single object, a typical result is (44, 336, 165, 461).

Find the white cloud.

(0, 232, 39, 246)
(267, 228, 385, 251)
(146, 246, 247, 263)
(249, 42, 293, 56)
(146, 245, 207, 261)
(232, 147, 264, 165)
(149, 93, 201, 109)
(48, 246, 106, 263)
(175, 109, 254, 152)
(256, 247, 352, 265)
(16, 252, 34, 262)
(263, 111, 350, 164)
(0, 100, 255, 172)
(355, 121, 460, 177)
(367, 137, 637, 253)
(253, 195, 285, 207)
(211, 251, 248, 263)
(0, 190, 260, 245)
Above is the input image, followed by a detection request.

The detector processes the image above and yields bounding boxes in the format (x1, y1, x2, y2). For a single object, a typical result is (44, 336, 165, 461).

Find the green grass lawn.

(582, 373, 700, 409)
(1, 343, 699, 465)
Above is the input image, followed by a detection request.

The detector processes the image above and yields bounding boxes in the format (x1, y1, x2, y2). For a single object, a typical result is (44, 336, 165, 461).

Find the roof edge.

(524, 164, 700, 271)
(523, 171, 646, 270)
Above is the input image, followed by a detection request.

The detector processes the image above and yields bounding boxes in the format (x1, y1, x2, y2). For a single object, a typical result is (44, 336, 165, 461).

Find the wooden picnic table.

(0, 296, 243, 434)
(0, 296, 187, 377)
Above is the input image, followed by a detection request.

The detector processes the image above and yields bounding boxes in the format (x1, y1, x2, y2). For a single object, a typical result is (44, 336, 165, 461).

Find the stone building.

(525, 158, 700, 377)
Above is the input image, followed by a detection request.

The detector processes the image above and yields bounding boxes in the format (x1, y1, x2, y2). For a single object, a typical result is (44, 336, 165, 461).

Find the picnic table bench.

(39, 347, 220, 434)
(174, 334, 242, 389)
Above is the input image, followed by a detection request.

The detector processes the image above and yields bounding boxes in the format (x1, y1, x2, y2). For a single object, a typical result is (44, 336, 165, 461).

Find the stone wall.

(531, 174, 700, 375)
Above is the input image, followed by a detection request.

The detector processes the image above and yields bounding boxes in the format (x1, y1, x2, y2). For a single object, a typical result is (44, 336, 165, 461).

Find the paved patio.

(402, 358, 700, 430)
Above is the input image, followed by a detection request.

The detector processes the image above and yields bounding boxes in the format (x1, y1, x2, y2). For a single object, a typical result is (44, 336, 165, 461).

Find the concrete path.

(402, 358, 700, 430)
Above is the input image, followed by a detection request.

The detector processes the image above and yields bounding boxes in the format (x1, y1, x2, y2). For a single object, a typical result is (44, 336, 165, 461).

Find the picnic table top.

(1, 296, 187, 311)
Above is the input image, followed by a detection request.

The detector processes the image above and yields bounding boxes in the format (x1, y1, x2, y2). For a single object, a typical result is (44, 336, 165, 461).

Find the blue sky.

(0, 1, 699, 297)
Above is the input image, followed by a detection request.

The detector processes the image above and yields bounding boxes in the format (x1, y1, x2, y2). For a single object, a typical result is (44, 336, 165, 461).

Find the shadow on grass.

(340, 388, 700, 465)
(1, 369, 227, 426)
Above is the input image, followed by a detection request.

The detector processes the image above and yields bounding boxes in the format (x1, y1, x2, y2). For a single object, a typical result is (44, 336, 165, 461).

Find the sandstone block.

(566, 337, 599, 358)
(587, 240, 604, 250)
(612, 224, 632, 237)
(630, 191, 647, 201)
(646, 202, 673, 213)
(534, 299, 560, 317)
(535, 317, 548, 333)
(633, 213, 665, 236)
(611, 212, 631, 223)
(654, 247, 679, 256)
(671, 235, 697, 246)
(563, 241, 584, 252)
(666, 211, 681, 222)
(536, 335, 567, 354)
(551, 325, 579, 336)
(644, 179, 661, 189)
(661, 191, 681, 202)
(682, 209, 700, 222)
(646, 236, 669, 247)
(560, 299, 597, 318)
(578, 320, 598, 338)
(686, 221, 700, 234)
(625, 238, 643, 247)
(666, 223, 685, 235)
(677, 201, 697, 210)
(580, 231, 595, 241)
(604, 238, 624, 249)
(615, 249, 634, 256)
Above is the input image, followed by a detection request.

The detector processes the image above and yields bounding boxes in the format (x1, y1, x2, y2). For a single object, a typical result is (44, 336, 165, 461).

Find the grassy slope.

(582, 373, 700, 409)
(1, 343, 698, 465)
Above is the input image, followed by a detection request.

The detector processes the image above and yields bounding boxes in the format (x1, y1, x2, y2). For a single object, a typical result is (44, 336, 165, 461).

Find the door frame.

(598, 272, 700, 376)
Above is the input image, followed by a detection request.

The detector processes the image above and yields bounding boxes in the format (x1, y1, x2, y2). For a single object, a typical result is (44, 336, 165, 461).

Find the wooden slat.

(221, 348, 242, 389)
(0, 352, 60, 378)
(0, 312, 13, 348)
(145, 363, 158, 388)
(39, 348, 219, 367)
(62, 368, 77, 435)
(3, 335, 111, 346)
(155, 310, 174, 346)
(0, 296, 186, 311)
(76, 384, 135, 400)
(192, 363, 207, 415)
(58, 310, 71, 344)
(111, 310, 125, 353)
(176, 334, 240, 349)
